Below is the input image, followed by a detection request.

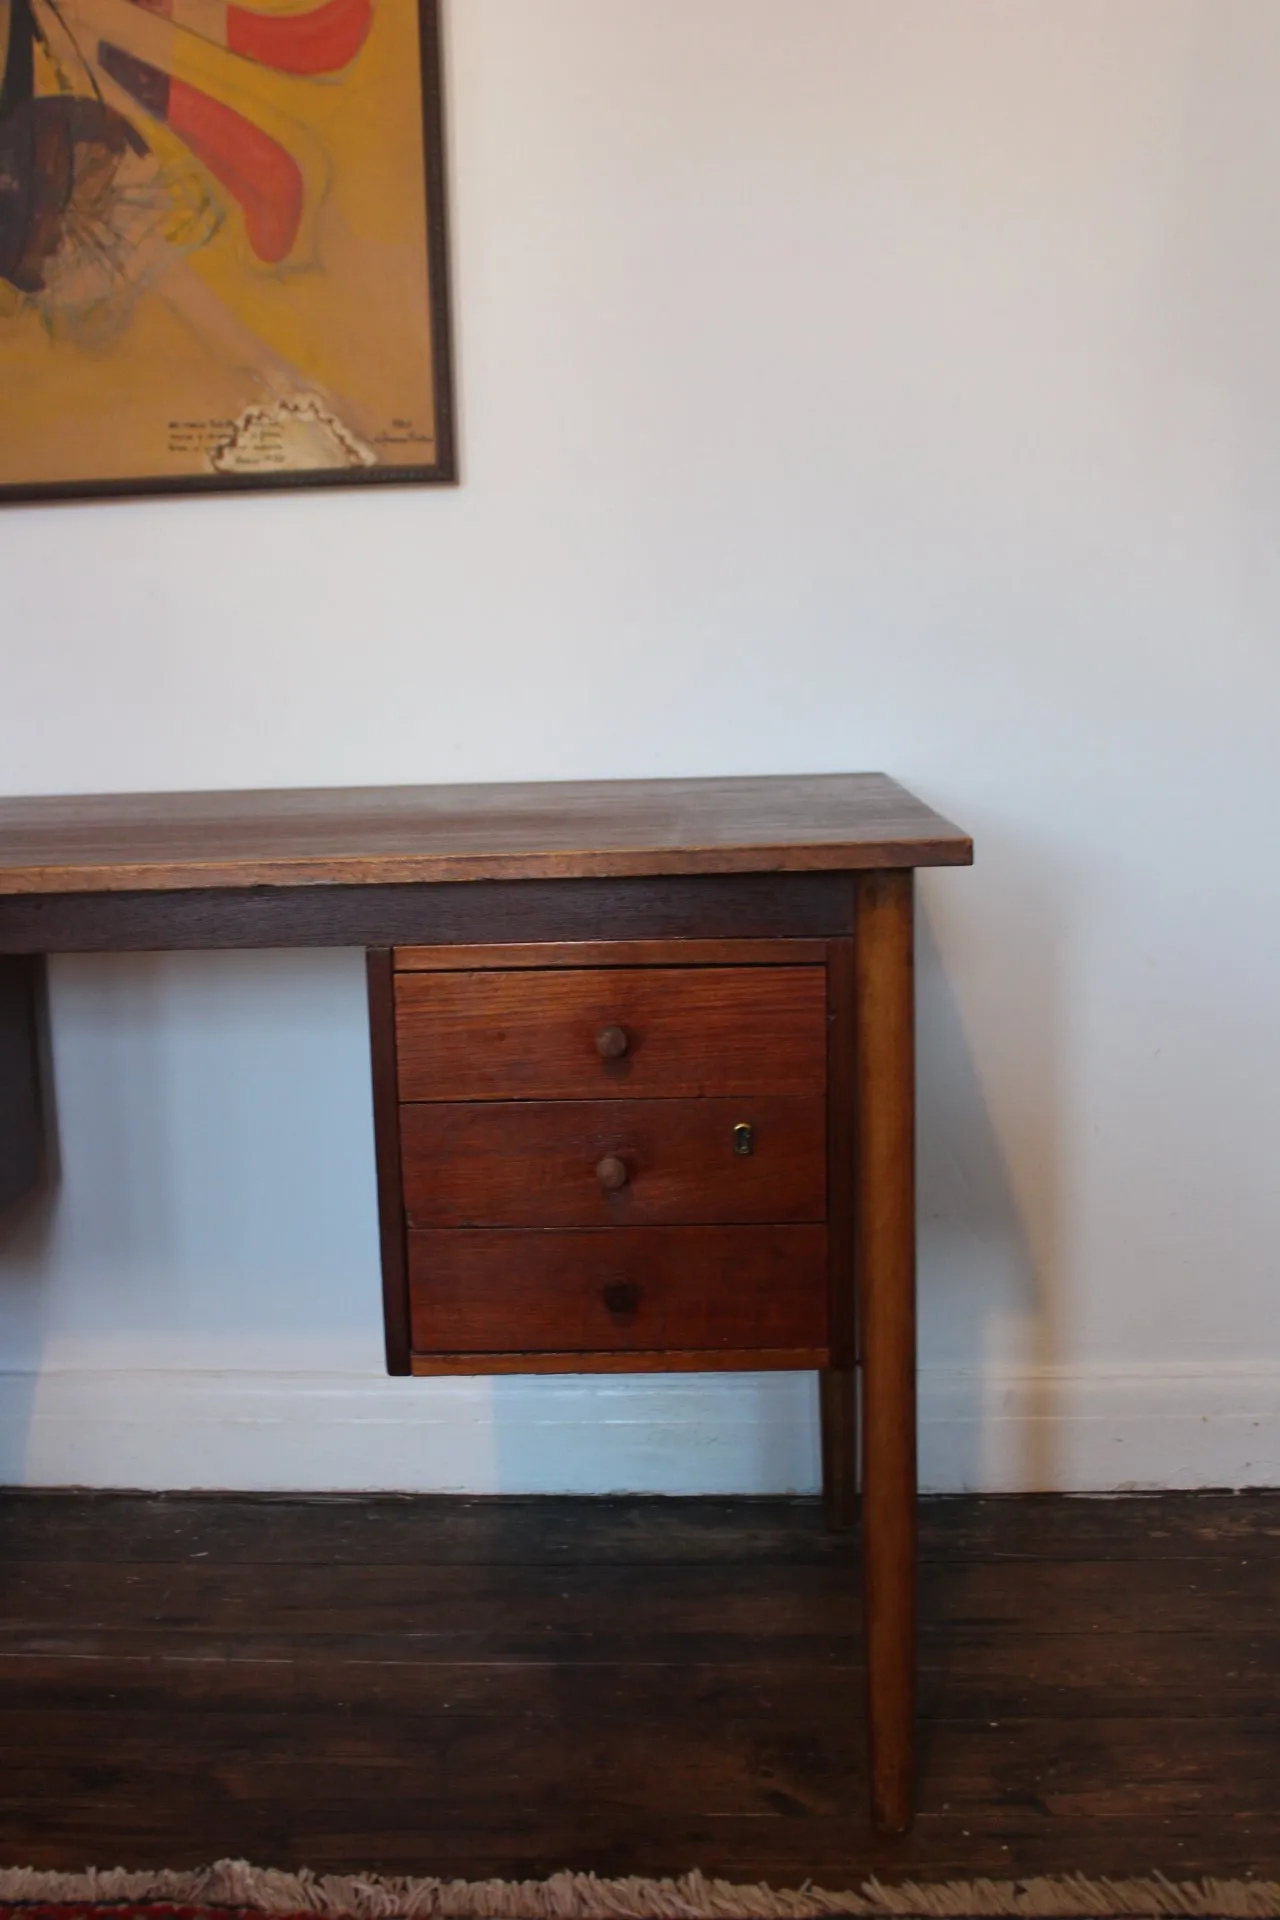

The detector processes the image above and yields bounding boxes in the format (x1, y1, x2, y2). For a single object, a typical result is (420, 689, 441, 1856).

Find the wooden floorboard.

(0, 1490, 1277, 1883)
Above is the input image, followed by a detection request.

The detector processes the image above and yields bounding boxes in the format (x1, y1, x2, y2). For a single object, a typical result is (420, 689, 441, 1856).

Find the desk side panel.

(368, 949, 411, 1375)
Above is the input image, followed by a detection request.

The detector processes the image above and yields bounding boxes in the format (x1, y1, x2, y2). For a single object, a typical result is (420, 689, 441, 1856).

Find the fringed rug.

(1, 1863, 1279, 1920)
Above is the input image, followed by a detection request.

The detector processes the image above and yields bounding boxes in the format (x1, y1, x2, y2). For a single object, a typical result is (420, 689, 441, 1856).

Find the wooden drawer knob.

(601, 1281, 641, 1317)
(595, 1154, 630, 1192)
(595, 1024, 629, 1059)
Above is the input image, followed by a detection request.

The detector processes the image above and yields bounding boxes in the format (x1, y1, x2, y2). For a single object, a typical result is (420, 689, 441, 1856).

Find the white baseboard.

(0, 1362, 1277, 1493)
(917, 1362, 1280, 1491)
(0, 1369, 823, 1496)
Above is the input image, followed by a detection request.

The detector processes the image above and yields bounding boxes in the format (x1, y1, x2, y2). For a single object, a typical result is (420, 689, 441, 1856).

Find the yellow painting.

(0, 0, 454, 498)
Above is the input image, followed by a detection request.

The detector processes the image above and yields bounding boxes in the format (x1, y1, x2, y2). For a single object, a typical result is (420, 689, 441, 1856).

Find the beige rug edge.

(0, 1862, 1278, 1920)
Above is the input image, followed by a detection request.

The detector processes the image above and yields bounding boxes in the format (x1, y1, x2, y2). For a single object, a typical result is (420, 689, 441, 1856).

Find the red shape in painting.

(169, 80, 303, 260)
(228, 0, 372, 76)
(96, 43, 304, 263)
(120, 0, 371, 73)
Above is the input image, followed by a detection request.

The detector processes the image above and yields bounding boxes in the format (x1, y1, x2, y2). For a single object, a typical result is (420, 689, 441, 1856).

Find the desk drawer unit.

(370, 940, 854, 1378)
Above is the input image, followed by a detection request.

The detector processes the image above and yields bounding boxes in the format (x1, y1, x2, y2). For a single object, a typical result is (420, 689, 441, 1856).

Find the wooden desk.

(0, 772, 971, 1834)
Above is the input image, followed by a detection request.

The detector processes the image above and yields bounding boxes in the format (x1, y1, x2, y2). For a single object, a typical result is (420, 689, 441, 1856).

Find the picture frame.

(0, 0, 456, 503)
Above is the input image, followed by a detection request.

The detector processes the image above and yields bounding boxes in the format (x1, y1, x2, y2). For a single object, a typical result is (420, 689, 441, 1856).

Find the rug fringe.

(2, 1863, 1280, 1920)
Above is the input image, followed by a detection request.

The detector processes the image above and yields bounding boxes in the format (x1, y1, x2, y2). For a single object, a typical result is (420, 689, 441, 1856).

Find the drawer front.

(401, 1096, 826, 1228)
(408, 1225, 829, 1353)
(394, 965, 827, 1102)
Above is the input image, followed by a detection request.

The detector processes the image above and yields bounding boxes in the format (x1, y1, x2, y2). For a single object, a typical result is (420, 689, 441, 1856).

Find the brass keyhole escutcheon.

(733, 1121, 754, 1156)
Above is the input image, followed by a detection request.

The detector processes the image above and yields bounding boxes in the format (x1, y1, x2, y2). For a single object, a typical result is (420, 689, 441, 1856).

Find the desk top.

(0, 774, 971, 895)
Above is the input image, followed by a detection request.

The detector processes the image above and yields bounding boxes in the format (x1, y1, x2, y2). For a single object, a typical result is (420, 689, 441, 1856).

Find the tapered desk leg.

(0, 956, 44, 1213)
(855, 870, 916, 1835)
(819, 1369, 857, 1531)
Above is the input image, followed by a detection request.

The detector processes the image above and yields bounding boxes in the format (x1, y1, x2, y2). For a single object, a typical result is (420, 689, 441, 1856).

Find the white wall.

(3, 0, 1280, 1493)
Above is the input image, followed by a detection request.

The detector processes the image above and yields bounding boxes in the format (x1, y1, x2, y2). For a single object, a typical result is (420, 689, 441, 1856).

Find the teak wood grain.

(394, 939, 828, 969)
(0, 775, 972, 1840)
(855, 870, 917, 1835)
(400, 1096, 827, 1230)
(408, 1348, 828, 1374)
(407, 1225, 830, 1356)
(0, 774, 971, 894)
(394, 965, 828, 1103)
(0, 874, 857, 953)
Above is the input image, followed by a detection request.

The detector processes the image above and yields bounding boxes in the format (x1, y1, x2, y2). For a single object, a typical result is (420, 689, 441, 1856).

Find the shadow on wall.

(0, 889, 1061, 1498)
(916, 850, 1060, 1493)
(479, 847, 1064, 1501)
(487, 1367, 824, 1499)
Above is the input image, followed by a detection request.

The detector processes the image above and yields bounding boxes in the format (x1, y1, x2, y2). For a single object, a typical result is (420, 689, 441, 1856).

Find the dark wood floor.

(0, 1490, 1276, 1885)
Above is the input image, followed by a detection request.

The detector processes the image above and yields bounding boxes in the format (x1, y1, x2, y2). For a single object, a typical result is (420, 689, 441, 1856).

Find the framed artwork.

(0, 0, 455, 501)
